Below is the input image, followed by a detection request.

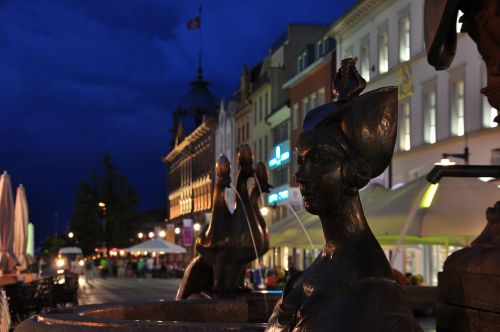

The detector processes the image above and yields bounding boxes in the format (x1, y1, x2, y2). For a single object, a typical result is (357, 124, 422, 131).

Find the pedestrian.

(146, 256, 154, 278)
(99, 257, 109, 279)
(137, 258, 145, 278)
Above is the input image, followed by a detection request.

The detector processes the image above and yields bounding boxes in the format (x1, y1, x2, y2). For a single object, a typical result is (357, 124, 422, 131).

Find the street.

(77, 277, 181, 305)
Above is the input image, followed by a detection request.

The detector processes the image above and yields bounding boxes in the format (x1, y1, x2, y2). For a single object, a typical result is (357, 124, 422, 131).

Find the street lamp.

(159, 230, 166, 238)
(68, 232, 74, 239)
(138, 232, 144, 239)
(98, 202, 107, 256)
(148, 231, 154, 238)
(174, 227, 181, 235)
(260, 207, 269, 216)
(441, 146, 470, 165)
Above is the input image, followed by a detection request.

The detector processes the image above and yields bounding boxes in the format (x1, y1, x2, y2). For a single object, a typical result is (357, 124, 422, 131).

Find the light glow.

(420, 183, 439, 208)
(148, 232, 154, 238)
(260, 207, 269, 216)
(193, 223, 201, 232)
(268, 189, 289, 204)
(68, 232, 74, 239)
(159, 230, 166, 238)
(435, 158, 456, 166)
(138, 232, 144, 239)
(174, 227, 181, 235)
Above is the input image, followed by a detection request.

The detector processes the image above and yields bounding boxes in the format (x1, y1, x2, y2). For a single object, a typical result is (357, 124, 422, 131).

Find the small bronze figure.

(176, 145, 270, 299)
(425, 0, 500, 123)
(266, 59, 421, 331)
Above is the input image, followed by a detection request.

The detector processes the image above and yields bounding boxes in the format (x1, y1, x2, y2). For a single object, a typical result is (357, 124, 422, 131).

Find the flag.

(187, 16, 201, 30)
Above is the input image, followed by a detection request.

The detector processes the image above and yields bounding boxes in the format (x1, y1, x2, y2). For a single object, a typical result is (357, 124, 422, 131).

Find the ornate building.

(163, 68, 219, 257)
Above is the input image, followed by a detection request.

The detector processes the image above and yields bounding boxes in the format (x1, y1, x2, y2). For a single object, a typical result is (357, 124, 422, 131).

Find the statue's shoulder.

(312, 277, 422, 332)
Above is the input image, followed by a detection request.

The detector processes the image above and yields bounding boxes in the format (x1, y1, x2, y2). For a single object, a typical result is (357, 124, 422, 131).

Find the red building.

(283, 33, 336, 186)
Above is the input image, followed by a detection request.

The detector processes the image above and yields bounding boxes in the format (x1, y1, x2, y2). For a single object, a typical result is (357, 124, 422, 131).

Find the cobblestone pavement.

(76, 276, 436, 331)
(77, 277, 181, 305)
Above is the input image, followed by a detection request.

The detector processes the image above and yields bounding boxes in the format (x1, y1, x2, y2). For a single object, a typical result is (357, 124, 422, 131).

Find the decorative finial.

(332, 57, 366, 102)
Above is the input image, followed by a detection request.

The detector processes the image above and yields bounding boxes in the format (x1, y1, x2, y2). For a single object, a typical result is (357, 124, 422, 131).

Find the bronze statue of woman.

(266, 58, 422, 331)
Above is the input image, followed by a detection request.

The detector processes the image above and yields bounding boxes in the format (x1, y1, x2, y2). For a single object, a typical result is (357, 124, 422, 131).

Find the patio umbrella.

(13, 184, 34, 267)
(0, 171, 18, 272)
(367, 176, 500, 250)
(125, 238, 187, 254)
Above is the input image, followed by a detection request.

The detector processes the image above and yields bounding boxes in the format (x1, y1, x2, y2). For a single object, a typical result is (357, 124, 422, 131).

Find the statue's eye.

(314, 156, 331, 165)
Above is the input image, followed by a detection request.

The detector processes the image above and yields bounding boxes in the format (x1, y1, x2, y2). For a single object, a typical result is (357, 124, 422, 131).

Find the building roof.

(328, 0, 386, 36)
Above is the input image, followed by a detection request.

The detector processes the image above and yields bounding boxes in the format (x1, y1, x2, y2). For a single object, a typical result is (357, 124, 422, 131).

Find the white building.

(214, 99, 238, 212)
(328, 0, 499, 284)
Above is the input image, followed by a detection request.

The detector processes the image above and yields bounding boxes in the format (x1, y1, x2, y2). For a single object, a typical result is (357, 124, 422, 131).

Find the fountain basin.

(16, 292, 281, 331)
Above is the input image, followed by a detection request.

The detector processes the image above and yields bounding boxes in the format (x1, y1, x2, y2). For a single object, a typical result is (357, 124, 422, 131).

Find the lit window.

(451, 79, 465, 136)
(310, 92, 317, 110)
(360, 37, 370, 81)
(424, 90, 437, 144)
(481, 64, 497, 128)
(379, 27, 389, 74)
(456, 10, 464, 33)
(483, 95, 498, 128)
(292, 103, 299, 130)
(344, 46, 353, 59)
(317, 87, 325, 106)
(302, 97, 309, 122)
(399, 14, 410, 62)
(399, 100, 411, 151)
(316, 40, 323, 58)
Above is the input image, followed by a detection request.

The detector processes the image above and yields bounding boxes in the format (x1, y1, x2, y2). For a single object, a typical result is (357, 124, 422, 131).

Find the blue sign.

(268, 189, 289, 204)
(268, 141, 290, 169)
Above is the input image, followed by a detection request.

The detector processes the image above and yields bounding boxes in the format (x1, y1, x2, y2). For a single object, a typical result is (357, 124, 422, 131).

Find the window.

(456, 10, 464, 33)
(344, 46, 353, 59)
(481, 64, 497, 128)
(451, 79, 465, 136)
(399, 99, 411, 151)
(259, 138, 262, 161)
(265, 92, 269, 116)
(310, 92, 317, 110)
(302, 97, 309, 122)
(482, 96, 497, 128)
(259, 96, 263, 122)
(273, 121, 289, 145)
(273, 166, 289, 187)
(399, 12, 410, 62)
(292, 103, 299, 129)
(253, 103, 257, 125)
(316, 40, 323, 58)
(378, 25, 389, 74)
(360, 36, 370, 81)
(245, 122, 249, 141)
(423, 90, 437, 144)
(318, 88, 325, 106)
(264, 135, 268, 159)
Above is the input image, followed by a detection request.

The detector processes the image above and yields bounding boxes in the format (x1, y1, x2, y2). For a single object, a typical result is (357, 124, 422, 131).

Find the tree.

(70, 153, 139, 255)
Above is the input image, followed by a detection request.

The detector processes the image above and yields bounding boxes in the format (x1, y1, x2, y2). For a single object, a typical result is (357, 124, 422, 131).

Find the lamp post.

(98, 202, 107, 256)
(442, 146, 470, 165)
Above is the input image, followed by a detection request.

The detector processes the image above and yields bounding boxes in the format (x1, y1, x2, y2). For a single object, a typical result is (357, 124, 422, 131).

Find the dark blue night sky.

(0, 0, 355, 244)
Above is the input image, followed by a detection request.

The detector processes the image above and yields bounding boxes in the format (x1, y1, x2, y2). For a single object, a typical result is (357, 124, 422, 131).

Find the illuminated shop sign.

(268, 140, 290, 169)
(268, 188, 289, 205)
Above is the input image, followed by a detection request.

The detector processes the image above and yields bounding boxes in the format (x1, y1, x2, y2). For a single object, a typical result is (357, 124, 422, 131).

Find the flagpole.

(198, 5, 203, 80)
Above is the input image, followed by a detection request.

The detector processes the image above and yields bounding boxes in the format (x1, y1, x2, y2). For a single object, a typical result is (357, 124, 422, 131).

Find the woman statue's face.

(295, 130, 346, 215)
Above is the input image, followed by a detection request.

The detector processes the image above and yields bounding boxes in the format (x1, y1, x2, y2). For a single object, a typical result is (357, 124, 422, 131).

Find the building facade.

(164, 72, 219, 261)
(328, 0, 499, 283)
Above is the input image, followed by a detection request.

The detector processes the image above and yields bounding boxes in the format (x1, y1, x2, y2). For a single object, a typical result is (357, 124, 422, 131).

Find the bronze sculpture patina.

(266, 58, 422, 331)
(425, 0, 500, 122)
(177, 145, 270, 299)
